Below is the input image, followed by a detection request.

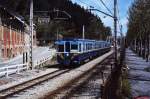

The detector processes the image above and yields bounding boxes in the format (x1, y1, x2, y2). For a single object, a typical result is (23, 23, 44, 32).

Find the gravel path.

(126, 49, 150, 97)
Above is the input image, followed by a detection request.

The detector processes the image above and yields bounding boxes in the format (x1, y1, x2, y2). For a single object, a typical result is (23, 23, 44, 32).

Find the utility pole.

(82, 25, 85, 39)
(120, 25, 123, 45)
(29, 0, 34, 69)
(114, 0, 118, 65)
(57, 28, 59, 40)
(0, 39, 1, 62)
(147, 34, 150, 62)
(0, 45, 1, 62)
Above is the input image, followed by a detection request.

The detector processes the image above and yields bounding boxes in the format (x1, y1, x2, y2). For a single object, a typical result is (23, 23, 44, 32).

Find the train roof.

(56, 38, 107, 42)
(55, 38, 108, 44)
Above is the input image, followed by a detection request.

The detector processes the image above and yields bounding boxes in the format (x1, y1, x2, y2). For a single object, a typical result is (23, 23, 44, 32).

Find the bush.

(122, 79, 131, 97)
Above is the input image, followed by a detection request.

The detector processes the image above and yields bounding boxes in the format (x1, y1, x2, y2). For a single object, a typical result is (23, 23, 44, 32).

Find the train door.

(78, 42, 82, 52)
(65, 42, 70, 52)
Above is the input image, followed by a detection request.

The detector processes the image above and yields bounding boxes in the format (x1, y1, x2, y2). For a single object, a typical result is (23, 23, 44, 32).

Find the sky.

(71, 0, 134, 36)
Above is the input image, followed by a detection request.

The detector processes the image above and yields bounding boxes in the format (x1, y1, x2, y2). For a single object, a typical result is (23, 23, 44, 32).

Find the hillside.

(0, 0, 111, 44)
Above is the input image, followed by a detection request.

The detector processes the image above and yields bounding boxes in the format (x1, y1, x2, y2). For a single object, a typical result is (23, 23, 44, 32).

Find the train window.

(71, 44, 78, 50)
(79, 43, 81, 52)
(90, 44, 92, 50)
(88, 44, 90, 50)
(89, 44, 91, 50)
(58, 45, 64, 52)
(100, 44, 102, 48)
(87, 44, 88, 50)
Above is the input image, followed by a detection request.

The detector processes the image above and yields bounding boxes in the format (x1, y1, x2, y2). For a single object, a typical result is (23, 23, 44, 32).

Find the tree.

(127, 0, 150, 61)
(1, 0, 112, 42)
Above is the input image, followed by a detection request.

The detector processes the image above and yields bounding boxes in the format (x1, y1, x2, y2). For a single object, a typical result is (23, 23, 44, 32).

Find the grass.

(120, 70, 131, 99)
(121, 78, 131, 97)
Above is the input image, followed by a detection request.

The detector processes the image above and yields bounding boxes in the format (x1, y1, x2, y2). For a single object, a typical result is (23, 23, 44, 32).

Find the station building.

(0, 6, 36, 61)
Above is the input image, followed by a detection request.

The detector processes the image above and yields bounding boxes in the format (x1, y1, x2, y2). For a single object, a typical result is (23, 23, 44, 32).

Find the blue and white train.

(55, 38, 111, 66)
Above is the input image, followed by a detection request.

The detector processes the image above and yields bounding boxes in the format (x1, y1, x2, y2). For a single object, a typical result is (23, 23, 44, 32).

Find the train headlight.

(66, 53, 69, 56)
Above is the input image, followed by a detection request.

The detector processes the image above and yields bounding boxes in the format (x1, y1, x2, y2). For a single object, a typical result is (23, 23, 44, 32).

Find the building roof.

(0, 4, 26, 25)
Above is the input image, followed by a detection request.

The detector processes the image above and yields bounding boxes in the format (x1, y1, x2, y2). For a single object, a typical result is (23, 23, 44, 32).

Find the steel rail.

(43, 52, 114, 98)
(0, 68, 70, 98)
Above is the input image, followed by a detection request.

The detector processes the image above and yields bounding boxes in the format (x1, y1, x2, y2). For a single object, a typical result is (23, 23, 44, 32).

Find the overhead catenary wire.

(75, 0, 114, 18)
(97, 0, 122, 36)
(99, 0, 113, 15)
(75, 0, 122, 37)
(93, 0, 103, 10)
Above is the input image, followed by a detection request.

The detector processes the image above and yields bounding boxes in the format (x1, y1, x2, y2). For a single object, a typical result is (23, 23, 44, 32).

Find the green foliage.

(1, 0, 112, 41)
(122, 79, 131, 97)
(127, 0, 150, 45)
(120, 71, 131, 98)
(127, 0, 150, 60)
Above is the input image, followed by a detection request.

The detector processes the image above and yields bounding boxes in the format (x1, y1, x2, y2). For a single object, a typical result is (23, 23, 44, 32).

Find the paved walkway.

(126, 49, 150, 97)
(0, 47, 56, 67)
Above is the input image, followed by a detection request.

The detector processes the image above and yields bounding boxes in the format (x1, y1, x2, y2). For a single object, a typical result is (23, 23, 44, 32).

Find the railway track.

(0, 51, 114, 99)
(0, 68, 70, 98)
(46, 55, 114, 99)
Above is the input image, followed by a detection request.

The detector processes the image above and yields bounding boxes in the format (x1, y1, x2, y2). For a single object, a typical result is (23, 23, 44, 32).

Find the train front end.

(55, 39, 79, 66)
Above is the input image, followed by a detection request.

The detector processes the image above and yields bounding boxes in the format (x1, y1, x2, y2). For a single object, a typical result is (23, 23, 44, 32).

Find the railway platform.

(126, 49, 150, 97)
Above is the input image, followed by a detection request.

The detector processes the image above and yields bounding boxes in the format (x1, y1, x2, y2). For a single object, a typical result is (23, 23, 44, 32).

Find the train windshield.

(58, 45, 64, 52)
(71, 44, 78, 50)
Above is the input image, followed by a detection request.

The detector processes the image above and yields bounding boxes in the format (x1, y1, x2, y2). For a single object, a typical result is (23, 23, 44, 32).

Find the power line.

(99, 0, 113, 15)
(93, 0, 103, 10)
(76, 0, 114, 18)
(76, 0, 121, 37)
